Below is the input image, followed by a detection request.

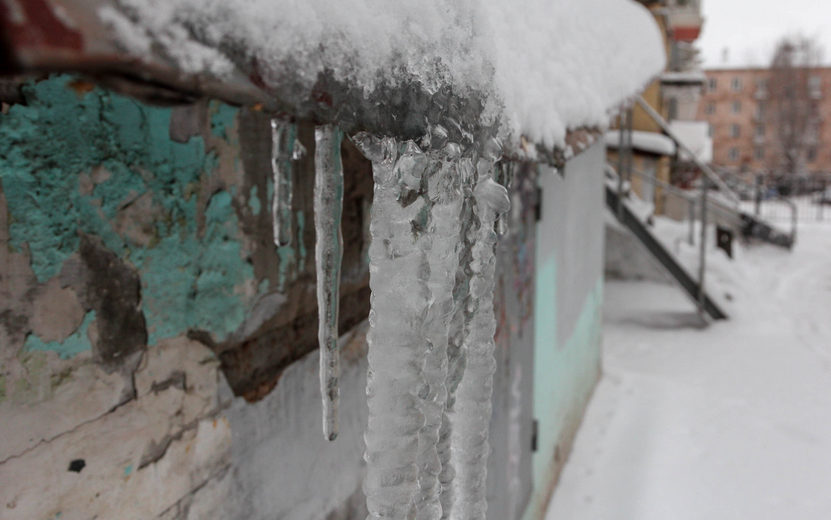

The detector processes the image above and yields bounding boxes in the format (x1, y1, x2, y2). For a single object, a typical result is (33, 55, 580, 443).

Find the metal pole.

(635, 96, 741, 207)
(617, 109, 626, 221)
(688, 199, 695, 246)
(625, 107, 634, 187)
(698, 177, 709, 318)
(755, 174, 762, 217)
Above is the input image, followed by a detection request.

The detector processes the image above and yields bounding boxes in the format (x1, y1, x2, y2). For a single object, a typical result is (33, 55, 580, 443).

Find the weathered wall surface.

(0, 75, 375, 520)
(0, 76, 549, 520)
(524, 142, 607, 520)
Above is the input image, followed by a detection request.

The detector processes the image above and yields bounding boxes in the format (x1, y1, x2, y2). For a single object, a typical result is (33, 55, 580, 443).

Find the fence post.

(698, 177, 709, 318)
(617, 110, 625, 221)
(688, 198, 695, 246)
(755, 174, 763, 217)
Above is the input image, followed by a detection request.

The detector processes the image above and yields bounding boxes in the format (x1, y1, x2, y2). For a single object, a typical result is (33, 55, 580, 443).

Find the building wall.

(0, 74, 376, 520)
(698, 67, 831, 174)
(523, 142, 606, 520)
(0, 75, 604, 520)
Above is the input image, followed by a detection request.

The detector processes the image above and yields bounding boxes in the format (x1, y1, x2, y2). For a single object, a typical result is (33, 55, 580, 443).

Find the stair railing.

(634, 96, 741, 208)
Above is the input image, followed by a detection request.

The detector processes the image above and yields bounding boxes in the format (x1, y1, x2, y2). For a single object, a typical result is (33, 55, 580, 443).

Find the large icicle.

(414, 142, 466, 520)
(359, 129, 509, 519)
(438, 162, 476, 520)
(314, 124, 345, 441)
(359, 134, 426, 519)
(271, 120, 298, 247)
(446, 145, 510, 520)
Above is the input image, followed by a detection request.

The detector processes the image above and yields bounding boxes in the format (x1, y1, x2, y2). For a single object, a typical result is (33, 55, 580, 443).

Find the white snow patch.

(102, 0, 665, 147)
(659, 71, 706, 84)
(547, 223, 831, 520)
(606, 130, 676, 156)
(669, 120, 713, 163)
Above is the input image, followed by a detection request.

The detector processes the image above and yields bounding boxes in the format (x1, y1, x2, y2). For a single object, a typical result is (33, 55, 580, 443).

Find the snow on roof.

(669, 120, 712, 163)
(660, 71, 707, 84)
(101, 0, 665, 148)
(605, 130, 676, 156)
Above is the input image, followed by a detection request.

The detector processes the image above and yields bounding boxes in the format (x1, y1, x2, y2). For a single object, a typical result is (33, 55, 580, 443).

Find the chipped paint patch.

(209, 100, 237, 139)
(24, 311, 96, 360)
(0, 75, 255, 348)
(248, 185, 261, 215)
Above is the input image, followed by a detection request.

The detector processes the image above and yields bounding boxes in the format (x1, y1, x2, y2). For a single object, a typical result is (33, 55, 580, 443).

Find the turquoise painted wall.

(0, 75, 260, 357)
(523, 143, 606, 520)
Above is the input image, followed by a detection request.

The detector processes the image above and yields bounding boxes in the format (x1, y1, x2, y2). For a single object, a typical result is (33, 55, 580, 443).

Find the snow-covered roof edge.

(99, 0, 665, 151)
(0, 0, 665, 156)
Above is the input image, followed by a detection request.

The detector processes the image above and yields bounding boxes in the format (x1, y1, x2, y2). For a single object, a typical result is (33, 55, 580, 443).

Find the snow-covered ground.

(546, 222, 831, 520)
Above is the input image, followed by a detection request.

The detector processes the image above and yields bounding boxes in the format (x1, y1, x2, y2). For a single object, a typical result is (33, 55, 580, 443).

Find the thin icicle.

(271, 120, 296, 247)
(314, 124, 345, 441)
(447, 151, 509, 520)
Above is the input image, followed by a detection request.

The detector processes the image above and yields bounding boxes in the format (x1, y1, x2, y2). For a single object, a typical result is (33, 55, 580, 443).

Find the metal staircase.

(605, 177, 728, 321)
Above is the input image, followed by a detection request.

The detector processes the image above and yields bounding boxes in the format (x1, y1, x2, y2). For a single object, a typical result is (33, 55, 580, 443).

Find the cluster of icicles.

(270, 119, 511, 519)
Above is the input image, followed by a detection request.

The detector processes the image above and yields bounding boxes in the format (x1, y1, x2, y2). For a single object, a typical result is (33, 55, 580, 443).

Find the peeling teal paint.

(525, 271, 603, 520)
(0, 75, 255, 350)
(0, 75, 209, 280)
(249, 185, 262, 215)
(209, 100, 237, 139)
(296, 210, 308, 270)
(124, 464, 133, 476)
(24, 311, 96, 359)
(136, 190, 253, 344)
(276, 244, 296, 292)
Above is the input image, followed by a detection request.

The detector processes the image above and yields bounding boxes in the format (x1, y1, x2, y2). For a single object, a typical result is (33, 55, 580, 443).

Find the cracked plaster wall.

(0, 75, 553, 520)
(0, 75, 374, 520)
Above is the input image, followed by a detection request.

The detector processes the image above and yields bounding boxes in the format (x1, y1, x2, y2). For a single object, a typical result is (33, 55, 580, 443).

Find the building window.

(706, 102, 716, 115)
(808, 147, 817, 162)
(730, 124, 741, 138)
(668, 98, 678, 120)
(810, 76, 822, 98)
(755, 102, 766, 119)
(731, 77, 742, 92)
(708, 77, 718, 92)
(728, 148, 740, 161)
(755, 125, 765, 137)
(708, 125, 714, 137)
(756, 78, 768, 91)
(732, 100, 742, 114)
(754, 147, 765, 161)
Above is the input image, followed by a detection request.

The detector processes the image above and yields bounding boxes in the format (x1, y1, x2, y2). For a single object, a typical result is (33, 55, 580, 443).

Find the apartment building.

(698, 67, 831, 175)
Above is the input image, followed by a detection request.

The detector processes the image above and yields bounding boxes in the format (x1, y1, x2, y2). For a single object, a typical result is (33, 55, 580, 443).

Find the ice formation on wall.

(355, 129, 509, 519)
(314, 124, 345, 441)
(270, 120, 302, 247)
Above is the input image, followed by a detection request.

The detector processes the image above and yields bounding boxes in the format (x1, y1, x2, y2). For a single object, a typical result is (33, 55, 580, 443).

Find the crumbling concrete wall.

(0, 75, 542, 520)
(0, 75, 374, 519)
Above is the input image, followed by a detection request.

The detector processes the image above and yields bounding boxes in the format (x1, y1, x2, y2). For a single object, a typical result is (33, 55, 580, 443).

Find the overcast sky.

(698, 0, 831, 68)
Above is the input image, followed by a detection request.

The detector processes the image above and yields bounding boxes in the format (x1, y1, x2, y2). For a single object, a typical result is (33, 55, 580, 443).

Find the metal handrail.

(605, 161, 715, 320)
(625, 166, 740, 224)
(711, 167, 798, 242)
(635, 96, 741, 207)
